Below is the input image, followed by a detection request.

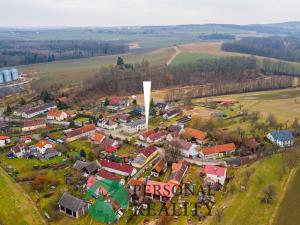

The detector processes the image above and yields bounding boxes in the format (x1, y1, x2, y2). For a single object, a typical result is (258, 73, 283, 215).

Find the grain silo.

(0, 71, 4, 84)
(10, 68, 19, 80)
(3, 70, 12, 82)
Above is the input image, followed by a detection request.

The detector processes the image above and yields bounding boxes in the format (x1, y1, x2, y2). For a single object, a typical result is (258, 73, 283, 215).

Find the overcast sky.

(1, 0, 300, 27)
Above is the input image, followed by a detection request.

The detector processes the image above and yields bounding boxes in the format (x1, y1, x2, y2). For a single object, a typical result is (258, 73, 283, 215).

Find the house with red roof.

(139, 130, 156, 141)
(107, 97, 130, 111)
(47, 108, 68, 121)
(183, 128, 206, 144)
(20, 136, 32, 143)
(131, 145, 158, 168)
(65, 124, 96, 142)
(200, 143, 236, 159)
(97, 118, 118, 130)
(0, 136, 10, 147)
(147, 131, 167, 143)
(22, 119, 46, 132)
(168, 160, 189, 186)
(36, 140, 56, 154)
(89, 132, 106, 144)
(100, 159, 137, 176)
(151, 159, 167, 177)
(96, 169, 125, 185)
(204, 165, 227, 185)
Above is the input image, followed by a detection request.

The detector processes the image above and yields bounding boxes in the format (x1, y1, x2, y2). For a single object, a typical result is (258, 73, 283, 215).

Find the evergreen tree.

(80, 150, 86, 158)
(116, 56, 124, 68)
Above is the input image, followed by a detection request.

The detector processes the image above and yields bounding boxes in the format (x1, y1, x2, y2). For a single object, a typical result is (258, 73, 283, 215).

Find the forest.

(222, 36, 300, 62)
(0, 40, 128, 67)
(199, 33, 235, 40)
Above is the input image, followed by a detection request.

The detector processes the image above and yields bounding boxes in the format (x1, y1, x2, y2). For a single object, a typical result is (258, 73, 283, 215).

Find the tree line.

(0, 40, 128, 67)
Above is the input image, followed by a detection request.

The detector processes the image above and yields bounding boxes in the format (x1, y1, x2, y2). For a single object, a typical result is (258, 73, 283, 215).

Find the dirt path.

(166, 46, 181, 65)
(268, 168, 296, 225)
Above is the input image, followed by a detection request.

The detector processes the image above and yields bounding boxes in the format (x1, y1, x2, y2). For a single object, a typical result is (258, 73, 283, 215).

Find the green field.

(171, 52, 221, 65)
(274, 167, 300, 225)
(207, 154, 290, 225)
(0, 167, 45, 225)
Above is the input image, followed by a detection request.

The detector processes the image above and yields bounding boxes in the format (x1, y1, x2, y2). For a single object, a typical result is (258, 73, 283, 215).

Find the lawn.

(273, 167, 300, 225)
(0, 167, 45, 225)
(206, 154, 290, 225)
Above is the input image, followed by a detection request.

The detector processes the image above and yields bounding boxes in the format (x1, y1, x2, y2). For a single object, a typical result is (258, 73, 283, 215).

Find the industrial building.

(0, 68, 19, 84)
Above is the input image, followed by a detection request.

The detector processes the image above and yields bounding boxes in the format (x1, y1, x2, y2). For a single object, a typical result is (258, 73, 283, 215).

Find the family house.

(139, 130, 156, 141)
(58, 193, 89, 219)
(131, 145, 158, 168)
(168, 160, 189, 186)
(22, 119, 46, 132)
(10, 144, 28, 158)
(65, 124, 96, 142)
(123, 119, 146, 134)
(96, 169, 125, 185)
(267, 130, 294, 147)
(97, 118, 118, 130)
(100, 159, 137, 176)
(169, 138, 199, 158)
(107, 97, 130, 111)
(89, 132, 106, 144)
(204, 165, 227, 185)
(147, 131, 167, 143)
(201, 143, 236, 159)
(35, 140, 56, 154)
(20, 136, 32, 143)
(151, 159, 167, 177)
(145, 181, 176, 203)
(47, 108, 68, 121)
(116, 113, 131, 123)
(163, 108, 180, 120)
(0, 136, 10, 147)
(183, 128, 206, 144)
(21, 103, 57, 118)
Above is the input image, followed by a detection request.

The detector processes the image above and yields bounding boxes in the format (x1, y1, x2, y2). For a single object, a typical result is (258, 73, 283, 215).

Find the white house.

(169, 138, 199, 159)
(267, 130, 294, 147)
(10, 144, 27, 158)
(0, 136, 10, 147)
(123, 119, 146, 134)
(204, 165, 227, 185)
(47, 109, 68, 121)
(97, 118, 118, 130)
(35, 140, 56, 154)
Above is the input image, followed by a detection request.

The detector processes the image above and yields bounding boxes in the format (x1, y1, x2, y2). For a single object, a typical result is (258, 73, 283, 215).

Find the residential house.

(47, 108, 68, 121)
(168, 160, 189, 186)
(147, 131, 167, 143)
(42, 148, 61, 160)
(36, 140, 56, 154)
(116, 113, 131, 123)
(151, 159, 167, 177)
(22, 119, 46, 132)
(139, 129, 156, 141)
(97, 118, 118, 130)
(183, 128, 206, 144)
(21, 103, 57, 118)
(58, 193, 89, 219)
(100, 159, 137, 176)
(20, 136, 32, 143)
(10, 144, 28, 158)
(89, 132, 106, 144)
(169, 138, 199, 158)
(0, 136, 10, 147)
(65, 124, 96, 142)
(267, 130, 294, 147)
(123, 119, 146, 134)
(204, 165, 227, 185)
(163, 108, 180, 120)
(98, 137, 119, 152)
(73, 160, 100, 175)
(145, 181, 176, 203)
(96, 169, 125, 185)
(107, 97, 130, 111)
(131, 145, 158, 168)
(200, 143, 236, 159)
(156, 102, 169, 110)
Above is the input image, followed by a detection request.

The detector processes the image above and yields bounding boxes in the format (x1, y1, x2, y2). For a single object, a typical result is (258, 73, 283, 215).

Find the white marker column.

(143, 81, 151, 129)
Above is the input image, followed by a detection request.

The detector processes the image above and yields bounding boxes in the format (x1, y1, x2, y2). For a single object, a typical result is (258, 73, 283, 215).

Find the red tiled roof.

(141, 130, 156, 138)
(184, 128, 206, 141)
(148, 131, 166, 142)
(100, 160, 134, 174)
(128, 178, 147, 186)
(105, 146, 117, 152)
(48, 108, 64, 117)
(0, 136, 10, 140)
(36, 140, 56, 149)
(153, 159, 166, 173)
(89, 132, 105, 143)
(140, 145, 157, 157)
(66, 124, 96, 138)
(23, 119, 45, 127)
(170, 138, 192, 150)
(204, 165, 226, 177)
(202, 143, 236, 155)
(97, 169, 121, 182)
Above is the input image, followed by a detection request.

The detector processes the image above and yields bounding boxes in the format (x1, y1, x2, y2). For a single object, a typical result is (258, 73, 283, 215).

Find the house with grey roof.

(267, 130, 294, 147)
(58, 193, 89, 219)
(122, 119, 146, 134)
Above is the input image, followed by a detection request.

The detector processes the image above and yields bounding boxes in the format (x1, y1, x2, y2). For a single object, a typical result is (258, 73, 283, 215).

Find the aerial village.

(0, 88, 299, 224)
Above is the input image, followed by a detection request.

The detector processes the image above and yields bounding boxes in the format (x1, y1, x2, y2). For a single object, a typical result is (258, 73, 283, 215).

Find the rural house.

(89, 132, 106, 144)
(151, 159, 167, 177)
(204, 165, 227, 185)
(47, 108, 68, 121)
(58, 193, 89, 219)
(100, 159, 137, 176)
(35, 140, 56, 154)
(168, 160, 189, 186)
(163, 108, 180, 120)
(97, 118, 118, 130)
(200, 143, 236, 159)
(267, 130, 294, 147)
(139, 129, 156, 141)
(146, 131, 167, 143)
(10, 144, 28, 158)
(183, 127, 206, 144)
(65, 124, 96, 142)
(22, 119, 46, 132)
(96, 169, 125, 185)
(0, 136, 10, 147)
(123, 119, 146, 134)
(21, 103, 57, 118)
(169, 138, 199, 158)
(131, 145, 158, 168)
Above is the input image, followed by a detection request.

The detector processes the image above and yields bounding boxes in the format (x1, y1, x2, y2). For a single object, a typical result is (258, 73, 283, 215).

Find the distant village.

(0, 93, 299, 224)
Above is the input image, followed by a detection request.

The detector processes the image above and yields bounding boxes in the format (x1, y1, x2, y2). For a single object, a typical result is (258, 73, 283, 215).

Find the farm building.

(65, 124, 96, 142)
(200, 143, 236, 159)
(183, 127, 206, 144)
(22, 119, 46, 132)
(58, 193, 89, 219)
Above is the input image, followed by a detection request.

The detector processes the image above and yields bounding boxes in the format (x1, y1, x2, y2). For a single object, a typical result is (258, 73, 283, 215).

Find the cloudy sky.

(1, 0, 300, 27)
